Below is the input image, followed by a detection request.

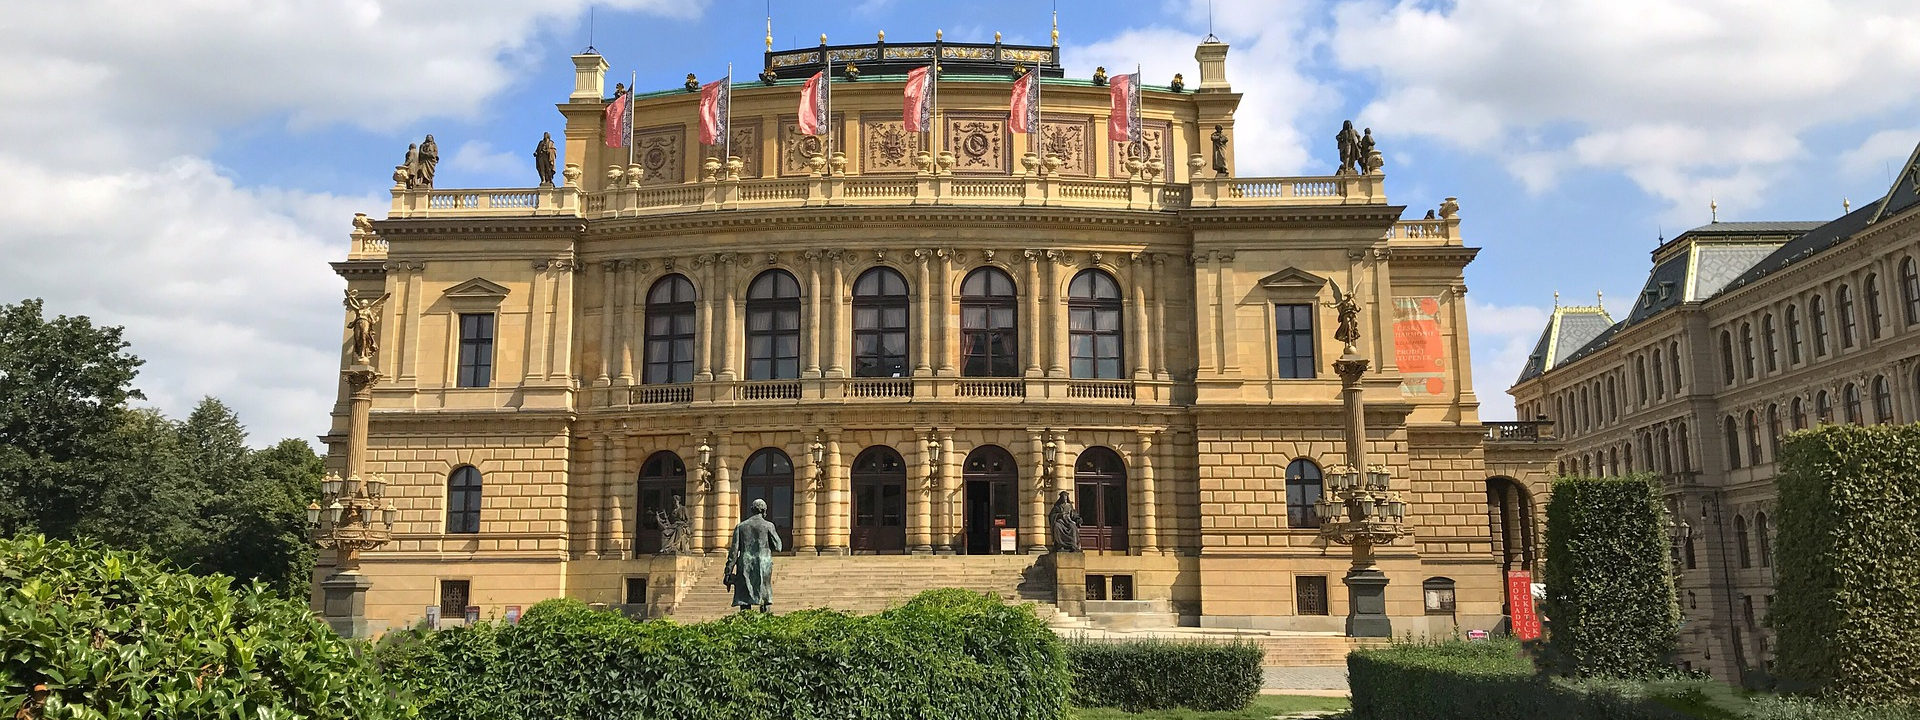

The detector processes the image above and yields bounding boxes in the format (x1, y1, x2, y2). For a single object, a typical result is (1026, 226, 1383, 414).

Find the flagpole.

(724, 62, 733, 163)
(628, 70, 637, 168)
(825, 52, 833, 161)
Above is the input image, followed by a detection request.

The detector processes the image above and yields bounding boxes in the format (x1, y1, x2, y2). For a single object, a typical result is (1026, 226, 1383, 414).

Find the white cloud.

(1330, 0, 1920, 217)
(1467, 299, 1550, 420)
(1839, 128, 1920, 186)
(447, 140, 527, 182)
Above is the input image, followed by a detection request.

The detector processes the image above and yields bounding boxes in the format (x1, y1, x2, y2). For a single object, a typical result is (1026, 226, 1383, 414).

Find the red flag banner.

(903, 66, 934, 133)
(699, 78, 731, 146)
(798, 71, 829, 136)
(1010, 72, 1040, 134)
(603, 88, 631, 148)
(1107, 71, 1141, 143)
(1507, 570, 1541, 641)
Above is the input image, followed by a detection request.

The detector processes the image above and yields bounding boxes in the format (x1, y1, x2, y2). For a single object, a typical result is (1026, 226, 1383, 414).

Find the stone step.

(666, 553, 1059, 624)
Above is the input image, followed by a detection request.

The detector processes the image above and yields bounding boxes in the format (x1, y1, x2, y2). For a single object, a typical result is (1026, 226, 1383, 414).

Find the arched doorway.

(850, 446, 907, 554)
(1485, 477, 1536, 573)
(1075, 447, 1128, 552)
(636, 451, 687, 554)
(963, 445, 1020, 555)
(741, 448, 795, 551)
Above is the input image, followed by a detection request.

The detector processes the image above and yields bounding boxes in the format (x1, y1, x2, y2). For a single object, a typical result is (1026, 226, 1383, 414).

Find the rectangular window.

(1424, 583, 1457, 615)
(624, 577, 648, 606)
(457, 313, 495, 387)
(1085, 574, 1108, 601)
(1274, 304, 1316, 379)
(1110, 575, 1134, 601)
(439, 579, 470, 620)
(1296, 575, 1329, 615)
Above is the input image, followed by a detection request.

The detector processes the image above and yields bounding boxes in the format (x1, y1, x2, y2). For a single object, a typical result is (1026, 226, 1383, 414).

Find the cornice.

(1180, 203, 1407, 228)
(330, 259, 387, 279)
(583, 205, 1189, 236)
(1391, 246, 1481, 264)
(373, 216, 588, 238)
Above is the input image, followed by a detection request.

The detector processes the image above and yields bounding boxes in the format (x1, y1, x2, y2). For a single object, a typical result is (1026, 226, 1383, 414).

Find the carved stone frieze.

(860, 114, 917, 174)
(633, 125, 684, 185)
(779, 115, 845, 176)
(702, 121, 761, 178)
(943, 114, 1008, 174)
(1109, 121, 1171, 178)
(1038, 116, 1093, 176)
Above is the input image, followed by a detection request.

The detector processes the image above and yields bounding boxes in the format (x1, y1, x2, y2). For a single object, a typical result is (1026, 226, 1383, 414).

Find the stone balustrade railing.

(1482, 420, 1556, 442)
(606, 376, 1172, 408)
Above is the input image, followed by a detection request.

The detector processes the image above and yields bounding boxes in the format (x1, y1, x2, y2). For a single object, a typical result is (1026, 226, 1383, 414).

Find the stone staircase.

(668, 553, 1060, 623)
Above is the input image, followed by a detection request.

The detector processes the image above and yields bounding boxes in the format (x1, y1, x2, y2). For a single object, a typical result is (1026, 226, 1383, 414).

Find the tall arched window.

(1285, 459, 1323, 528)
(1762, 314, 1778, 373)
(741, 448, 796, 549)
(1873, 376, 1893, 424)
(1067, 270, 1125, 379)
(1844, 382, 1862, 424)
(1745, 410, 1762, 465)
(1650, 351, 1664, 398)
(1755, 511, 1772, 568)
(745, 270, 803, 380)
(1790, 397, 1806, 430)
(1785, 305, 1803, 364)
(1902, 257, 1920, 325)
(1740, 323, 1756, 379)
(1074, 447, 1129, 551)
(1656, 429, 1670, 474)
(636, 451, 688, 553)
(447, 466, 483, 534)
(1735, 514, 1752, 568)
(1837, 284, 1857, 349)
(960, 268, 1019, 377)
(644, 274, 697, 384)
(1606, 376, 1618, 421)
(1811, 295, 1829, 356)
(852, 267, 911, 377)
(1767, 404, 1782, 457)
(1816, 390, 1833, 424)
(1719, 330, 1736, 386)
(1669, 340, 1684, 390)
(1637, 356, 1650, 402)
(1677, 422, 1692, 471)
(1724, 416, 1742, 470)
(1866, 273, 1884, 339)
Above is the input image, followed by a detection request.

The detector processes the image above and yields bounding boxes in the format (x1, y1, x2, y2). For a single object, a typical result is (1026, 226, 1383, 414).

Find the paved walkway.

(1263, 665, 1349, 693)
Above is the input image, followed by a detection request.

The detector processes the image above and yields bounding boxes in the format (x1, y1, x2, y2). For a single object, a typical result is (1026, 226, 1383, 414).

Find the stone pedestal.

(321, 571, 379, 638)
(1343, 568, 1392, 638)
(1053, 551, 1086, 616)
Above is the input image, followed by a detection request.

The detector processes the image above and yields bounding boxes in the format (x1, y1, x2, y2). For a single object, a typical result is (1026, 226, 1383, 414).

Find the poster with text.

(1394, 296, 1447, 396)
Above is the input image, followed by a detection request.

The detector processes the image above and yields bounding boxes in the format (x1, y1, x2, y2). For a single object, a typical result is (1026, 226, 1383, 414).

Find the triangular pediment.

(1871, 140, 1920, 224)
(1257, 267, 1329, 290)
(443, 277, 511, 299)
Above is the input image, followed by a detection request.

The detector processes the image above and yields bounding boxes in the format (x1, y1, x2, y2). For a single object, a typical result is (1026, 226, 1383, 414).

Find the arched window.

(1755, 511, 1772, 568)
(1811, 295, 1829, 356)
(1068, 270, 1125, 379)
(636, 451, 688, 553)
(1608, 447, 1619, 476)
(1579, 387, 1590, 432)
(1902, 257, 1920, 325)
(851, 446, 908, 553)
(1606, 376, 1618, 421)
(1791, 397, 1807, 430)
(1874, 375, 1894, 424)
(1669, 340, 1684, 390)
(960, 268, 1019, 377)
(1719, 330, 1736, 386)
(1740, 322, 1756, 379)
(1762, 314, 1778, 373)
(643, 274, 697, 384)
(1676, 422, 1692, 471)
(1285, 459, 1323, 528)
(1816, 390, 1833, 424)
(852, 267, 911, 378)
(1785, 305, 1803, 364)
(1724, 416, 1742, 470)
(447, 466, 482, 534)
(1637, 355, 1650, 402)
(1837, 284, 1857, 349)
(1074, 447, 1129, 551)
(1745, 410, 1762, 465)
(1650, 351, 1665, 398)
(1767, 404, 1782, 457)
(1866, 273, 1885, 339)
(1656, 428, 1670, 474)
(1423, 577, 1457, 615)
(1844, 382, 1862, 424)
(1735, 514, 1752, 568)
(741, 448, 796, 549)
(745, 270, 803, 380)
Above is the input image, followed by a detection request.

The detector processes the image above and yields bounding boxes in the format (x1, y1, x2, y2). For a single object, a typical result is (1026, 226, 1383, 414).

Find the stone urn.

(807, 153, 828, 176)
(702, 157, 722, 181)
(935, 151, 955, 174)
(562, 163, 582, 187)
(915, 151, 934, 173)
(606, 165, 626, 186)
(725, 155, 745, 180)
(1125, 157, 1144, 179)
(829, 151, 848, 176)
(627, 164, 645, 188)
(1021, 152, 1041, 175)
(1188, 154, 1206, 178)
(1043, 155, 1064, 175)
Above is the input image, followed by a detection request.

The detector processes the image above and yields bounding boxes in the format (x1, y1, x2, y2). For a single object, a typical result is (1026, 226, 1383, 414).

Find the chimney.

(1195, 40, 1230, 92)
(571, 53, 610, 103)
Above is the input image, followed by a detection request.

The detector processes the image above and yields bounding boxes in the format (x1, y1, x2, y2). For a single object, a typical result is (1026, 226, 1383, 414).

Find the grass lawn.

(1069, 695, 1351, 719)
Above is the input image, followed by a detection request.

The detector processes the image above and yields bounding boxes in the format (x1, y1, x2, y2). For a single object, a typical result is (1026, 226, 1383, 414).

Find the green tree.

(1542, 474, 1680, 677)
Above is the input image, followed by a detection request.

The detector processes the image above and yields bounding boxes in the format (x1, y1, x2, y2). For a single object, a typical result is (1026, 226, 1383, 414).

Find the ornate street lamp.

(1316, 282, 1411, 637)
(809, 435, 828, 488)
(925, 437, 945, 486)
(309, 472, 398, 575)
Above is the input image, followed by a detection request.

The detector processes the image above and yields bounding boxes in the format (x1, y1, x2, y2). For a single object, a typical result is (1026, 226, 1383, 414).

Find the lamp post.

(309, 470, 396, 637)
(1317, 297, 1410, 638)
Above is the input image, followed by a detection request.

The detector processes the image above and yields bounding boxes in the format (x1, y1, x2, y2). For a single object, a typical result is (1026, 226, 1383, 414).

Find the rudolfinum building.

(318, 33, 1554, 637)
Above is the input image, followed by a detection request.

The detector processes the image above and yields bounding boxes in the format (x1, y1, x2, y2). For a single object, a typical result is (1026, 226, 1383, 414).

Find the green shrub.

(1543, 475, 1680, 677)
(375, 588, 1068, 720)
(1064, 638, 1262, 712)
(0, 534, 406, 719)
(1774, 425, 1920, 703)
(1347, 639, 1695, 720)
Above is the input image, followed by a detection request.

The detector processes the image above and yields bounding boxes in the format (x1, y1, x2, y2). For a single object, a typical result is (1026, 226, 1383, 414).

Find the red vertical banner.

(1507, 570, 1541, 641)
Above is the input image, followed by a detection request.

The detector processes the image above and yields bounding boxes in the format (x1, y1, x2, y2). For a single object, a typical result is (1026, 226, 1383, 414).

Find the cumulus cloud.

(1330, 0, 1920, 218)
(1839, 128, 1920, 186)
(1466, 299, 1550, 420)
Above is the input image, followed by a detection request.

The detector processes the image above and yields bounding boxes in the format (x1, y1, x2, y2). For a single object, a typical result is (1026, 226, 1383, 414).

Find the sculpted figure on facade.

(401, 144, 420, 188)
(414, 134, 439, 188)
(534, 132, 558, 185)
(1210, 125, 1230, 177)
(1359, 128, 1382, 173)
(1049, 491, 1082, 552)
(725, 498, 781, 612)
(1335, 120, 1362, 175)
(343, 289, 390, 365)
(1325, 281, 1362, 352)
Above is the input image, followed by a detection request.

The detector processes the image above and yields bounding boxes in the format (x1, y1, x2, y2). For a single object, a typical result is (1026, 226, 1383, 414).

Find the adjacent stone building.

(1509, 145, 1920, 680)
(321, 35, 1551, 637)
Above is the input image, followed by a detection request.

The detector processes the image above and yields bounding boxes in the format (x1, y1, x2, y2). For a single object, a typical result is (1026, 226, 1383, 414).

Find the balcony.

(597, 376, 1172, 410)
(1483, 420, 1556, 442)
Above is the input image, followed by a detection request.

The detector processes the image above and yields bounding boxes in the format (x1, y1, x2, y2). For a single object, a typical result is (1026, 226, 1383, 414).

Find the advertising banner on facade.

(1507, 570, 1542, 640)
(1394, 296, 1447, 396)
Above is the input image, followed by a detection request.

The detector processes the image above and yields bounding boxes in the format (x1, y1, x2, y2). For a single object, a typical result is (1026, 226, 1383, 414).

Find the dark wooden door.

(740, 449, 795, 551)
(1075, 447, 1128, 552)
(963, 446, 1019, 554)
(851, 446, 907, 553)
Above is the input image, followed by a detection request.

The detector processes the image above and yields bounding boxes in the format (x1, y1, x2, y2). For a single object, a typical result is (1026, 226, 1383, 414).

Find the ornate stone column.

(549, 259, 576, 382)
(935, 431, 957, 553)
(597, 260, 616, 385)
(398, 261, 424, 383)
(913, 249, 933, 375)
(935, 250, 955, 375)
(714, 435, 736, 549)
(1023, 251, 1044, 377)
(607, 434, 629, 555)
(1216, 251, 1239, 374)
(1194, 252, 1218, 375)
(1150, 254, 1168, 380)
(687, 435, 710, 554)
(1130, 254, 1151, 380)
(795, 433, 819, 553)
(526, 260, 553, 380)
(718, 254, 739, 381)
(804, 252, 823, 378)
(912, 430, 933, 553)
(829, 252, 848, 378)
(1048, 252, 1068, 377)
(1024, 430, 1047, 552)
(825, 436, 849, 554)
(1138, 430, 1159, 553)
(695, 255, 714, 381)
(617, 259, 636, 384)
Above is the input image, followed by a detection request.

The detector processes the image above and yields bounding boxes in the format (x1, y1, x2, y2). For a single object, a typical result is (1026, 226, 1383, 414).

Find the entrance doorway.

(963, 445, 1019, 554)
(850, 446, 907, 553)
(740, 448, 795, 551)
(1074, 446, 1129, 552)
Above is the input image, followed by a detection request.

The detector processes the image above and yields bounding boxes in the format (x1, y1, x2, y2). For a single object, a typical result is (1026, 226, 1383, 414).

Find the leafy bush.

(374, 588, 1068, 720)
(1349, 639, 1695, 720)
(1064, 638, 1262, 712)
(1774, 425, 1920, 703)
(0, 534, 405, 719)
(1543, 475, 1680, 677)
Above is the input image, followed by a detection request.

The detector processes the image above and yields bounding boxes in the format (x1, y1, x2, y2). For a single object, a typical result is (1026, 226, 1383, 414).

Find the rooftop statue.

(1049, 491, 1081, 552)
(413, 134, 439, 188)
(1335, 120, 1362, 175)
(534, 132, 557, 186)
(343, 289, 390, 365)
(1325, 280, 1362, 352)
(1360, 127, 1382, 174)
(725, 498, 781, 612)
(1211, 125, 1230, 177)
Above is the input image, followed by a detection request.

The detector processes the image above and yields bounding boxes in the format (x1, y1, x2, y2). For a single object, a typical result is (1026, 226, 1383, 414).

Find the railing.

(630, 384, 693, 405)
(1390, 218, 1453, 240)
(1067, 380, 1136, 400)
(734, 380, 802, 401)
(955, 379, 1025, 398)
(1483, 420, 1555, 441)
(843, 378, 913, 398)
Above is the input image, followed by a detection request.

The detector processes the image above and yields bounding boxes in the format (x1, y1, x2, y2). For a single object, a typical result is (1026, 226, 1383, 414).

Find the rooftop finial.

(936, 28, 943, 41)
(820, 33, 827, 45)
(765, 1, 772, 51)
(995, 31, 1002, 43)
(1710, 196, 1718, 223)
(878, 30, 884, 42)
(1554, 291, 1561, 308)
(1596, 290, 1604, 306)
(1844, 196, 1851, 213)
(1051, 8, 1059, 46)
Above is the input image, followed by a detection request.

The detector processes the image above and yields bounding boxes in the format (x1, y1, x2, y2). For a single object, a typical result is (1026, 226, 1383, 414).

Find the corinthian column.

(1023, 251, 1043, 377)
(913, 250, 933, 375)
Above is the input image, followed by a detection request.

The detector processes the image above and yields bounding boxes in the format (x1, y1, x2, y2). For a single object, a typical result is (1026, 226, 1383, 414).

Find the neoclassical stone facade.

(1510, 146, 1920, 681)
(321, 36, 1548, 636)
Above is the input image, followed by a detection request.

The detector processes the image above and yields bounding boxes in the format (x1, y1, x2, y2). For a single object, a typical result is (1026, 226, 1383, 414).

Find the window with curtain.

(1790, 397, 1806, 430)
(1735, 514, 1751, 568)
(1677, 422, 1691, 471)
(1649, 352, 1664, 398)
(959, 267, 1019, 377)
(1285, 459, 1323, 528)
(644, 275, 697, 384)
(1274, 304, 1316, 379)
(851, 267, 911, 378)
(1740, 323, 1756, 379)
(1873, 376, 1893, 424)
(1719, 331, 1735, 386)
(1767, 404, 1782, 456)
(745, 270, 802, 380)
(1745, 410, 1762, 464)
(1637, 356, 1650, 402)
(1756, 512, 1772, 568)
(1844, 383, 1862, 424)
(1067, 269, 1124, 379)
(1669, 340, 1683, 389)
(457, 313, 494, 388)
(1817, 390, 1833, 424)
(446, 466, 482, 534)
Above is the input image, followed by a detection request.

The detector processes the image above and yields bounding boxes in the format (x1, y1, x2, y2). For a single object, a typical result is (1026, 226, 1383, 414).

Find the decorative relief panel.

(883, 46, 933, 60)
(700, 119, 762, 178)
(827, 47, 877, 62)
(769, 51, 819, 68)
(941, 46, 994, 60)
(860, 114, 917, 174)
(942, 113, 1008, 174)
(633, 125, 684, 184)
(1107, 120, 1171, 177)
(1038, 115, 1093, 176)
(1002, 48, 1053, 64)
(777, 114, 846, 176)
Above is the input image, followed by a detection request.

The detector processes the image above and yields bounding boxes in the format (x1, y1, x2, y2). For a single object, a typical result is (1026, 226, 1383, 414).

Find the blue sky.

(4, 0, 1918, 444)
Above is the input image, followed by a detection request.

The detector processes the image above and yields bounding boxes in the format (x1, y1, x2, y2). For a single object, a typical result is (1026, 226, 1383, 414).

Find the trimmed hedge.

(1064, 638, 1261, 712)
(1348, 639, 1693, 720)
(374, 588, 1068, 720)
(1543, 475, 1680, 677)
(0, 534, 405, 719)
(1775, 425, 1920, 703)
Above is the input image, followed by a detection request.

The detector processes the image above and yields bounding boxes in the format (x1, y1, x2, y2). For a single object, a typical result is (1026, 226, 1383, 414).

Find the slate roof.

(1516, 305, 1615, 383)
